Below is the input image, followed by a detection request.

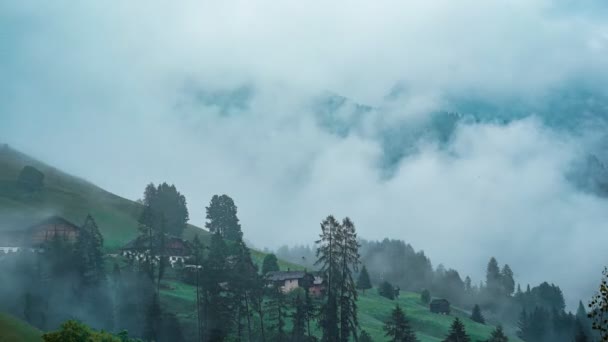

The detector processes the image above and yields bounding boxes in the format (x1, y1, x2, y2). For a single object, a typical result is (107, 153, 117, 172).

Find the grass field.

(0, 313, 42, 342)
(159, 276, 523, 342)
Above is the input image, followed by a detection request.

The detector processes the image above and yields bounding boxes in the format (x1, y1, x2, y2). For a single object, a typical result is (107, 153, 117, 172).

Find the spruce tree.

(359, 330, 374, 342)
(75, 214, 105, 287)
(291, 293, 307, 342)
(517, 309, 530, 341)
(201, 232, 233, 341)
(357, 265, 372, 294)
(315, 215, 341, 342)
(229, 239, 259, 340)
(486, 257, 501, 297)
(470, 304, 485, 324)
(266, 284, 287, 342)
(205, 194, 243, 241)
(500, 265, 515, 296)
(379, 281, 396, 300)
(262, 253, 280, 274)
(575, 320, 589, 342)
(139, 183, 189, 237)
(143, 294, 162, 342)
(443, 318, 471, 342)
(337, 217, 360, 342)
(487, 325, 508, 342)
(421, 289, 431, 305)
(384, 305, 419, 342)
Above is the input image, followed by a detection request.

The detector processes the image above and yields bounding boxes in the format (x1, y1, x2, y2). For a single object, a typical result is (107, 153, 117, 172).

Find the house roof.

(266, 271, 310, 282)
(27, 216, 80, 231)
(430, 299, 450, 304)
(0, 216, 80, 247)
(122, 234, 192, 256)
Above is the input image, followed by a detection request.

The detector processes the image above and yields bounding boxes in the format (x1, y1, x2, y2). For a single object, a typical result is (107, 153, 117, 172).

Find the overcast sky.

(2, 0, 608, 309)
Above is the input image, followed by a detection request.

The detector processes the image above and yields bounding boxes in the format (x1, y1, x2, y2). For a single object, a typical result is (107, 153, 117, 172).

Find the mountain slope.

(0, 144, 208, 249)
(0, 313, 42, 342)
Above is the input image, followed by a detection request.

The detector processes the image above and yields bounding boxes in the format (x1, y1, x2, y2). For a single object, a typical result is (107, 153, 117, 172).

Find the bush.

(378, 281, 396, 300)
(421, 289, 431, 304)
(42, 320, 141, 342)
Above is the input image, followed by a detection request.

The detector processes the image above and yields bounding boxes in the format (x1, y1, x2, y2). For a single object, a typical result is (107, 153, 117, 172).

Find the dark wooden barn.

(430, 298, 450, 314)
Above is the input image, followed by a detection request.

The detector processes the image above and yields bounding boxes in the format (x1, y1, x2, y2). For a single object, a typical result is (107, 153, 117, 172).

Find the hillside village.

(0, 146, 600, 342)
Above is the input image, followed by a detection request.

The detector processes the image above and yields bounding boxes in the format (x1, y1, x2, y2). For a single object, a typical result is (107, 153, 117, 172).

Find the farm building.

(309, 274, 325, 297)
(121, 234, 193, 267)
(0, 216, 81, 253)
(266, 270, 316, 294)
(430, 298, 450, 314)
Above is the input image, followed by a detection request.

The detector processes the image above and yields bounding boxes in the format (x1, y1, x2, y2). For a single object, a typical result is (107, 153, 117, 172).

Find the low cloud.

(1, 0, 608, 309)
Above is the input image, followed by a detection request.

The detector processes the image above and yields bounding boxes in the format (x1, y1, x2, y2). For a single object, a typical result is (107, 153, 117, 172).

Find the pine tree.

(143, 293, 162, 342)
(487, 325, 508, 342)
(421, 289, 431, 305)
(315, 215, 341, 342)
(359, 330, 374, 342)
(139, 183, 189, 237)
(291, 293, 307, 342)
(205, 194, 243, 241)
(500, 265, 515, 296)
(517, 309, 530, 340)
(443, 318, 471, 342)
(229, 239, 259, 341)
(576, 300, 587, 321)
(464, 276, 472, 294)
(357, 265, 372, 294)
(470, 304, 485, 324)
(384, 305, 419, 342)
(262, 253, 280, 274)
(575, 319, 589, 342)
(379, 281, 396, 300)
(337, 217, 361, 342)
(486, 257, 501, 297)
(75, 214, 105, 287)
(201, 232, 233, 341)
(266, 284, 287, 342)
(303, 280, 316, 337)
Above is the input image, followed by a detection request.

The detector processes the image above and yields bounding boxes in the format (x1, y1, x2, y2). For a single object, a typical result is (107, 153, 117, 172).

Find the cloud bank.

(1, 0, 608, 308)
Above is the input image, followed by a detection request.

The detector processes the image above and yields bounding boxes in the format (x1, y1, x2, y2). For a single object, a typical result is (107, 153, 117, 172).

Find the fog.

(1, 0, 608, 309)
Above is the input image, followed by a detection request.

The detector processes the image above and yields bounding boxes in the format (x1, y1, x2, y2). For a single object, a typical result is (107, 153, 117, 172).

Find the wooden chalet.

(430, 298, 450, 314)
(266, 270, 316, 294)
(121, 234, 192, 266)
(0, 216, 81, 253)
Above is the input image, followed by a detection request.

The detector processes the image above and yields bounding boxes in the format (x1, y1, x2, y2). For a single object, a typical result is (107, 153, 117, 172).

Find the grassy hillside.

(160, 280, 523, 342)
(0, 313, 42, 342)
(0, 144, 208, 250)
(357, 291, 523, 342)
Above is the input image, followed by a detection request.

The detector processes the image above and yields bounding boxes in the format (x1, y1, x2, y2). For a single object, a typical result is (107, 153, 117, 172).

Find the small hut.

(430, 299, 450, 314)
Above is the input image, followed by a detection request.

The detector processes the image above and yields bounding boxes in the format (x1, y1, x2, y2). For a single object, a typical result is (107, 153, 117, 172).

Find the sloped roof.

(122, 234, 192, 256)
(27, 216, 80, 231)
(266, 271, 309, 282)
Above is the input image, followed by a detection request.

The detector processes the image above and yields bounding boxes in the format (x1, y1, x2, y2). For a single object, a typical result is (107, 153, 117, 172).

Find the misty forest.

(2, 1, 608, 342)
